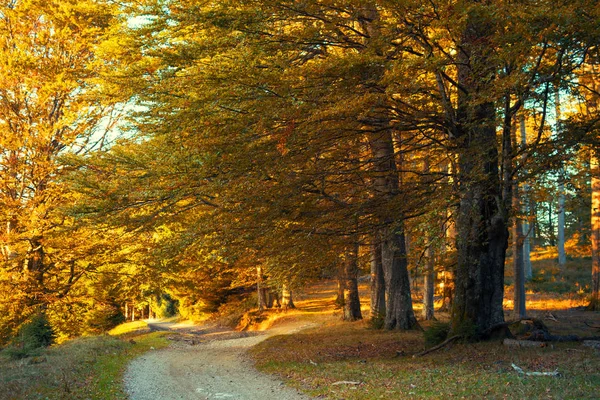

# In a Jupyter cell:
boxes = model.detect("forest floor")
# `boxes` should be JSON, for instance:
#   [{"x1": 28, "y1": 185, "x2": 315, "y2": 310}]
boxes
[
  {"x1": 124, "y1": 273, "x2": 600, "y2": 400},
  {"x1": 248, "y1": 279, "x2": 600, "y2": 399}
]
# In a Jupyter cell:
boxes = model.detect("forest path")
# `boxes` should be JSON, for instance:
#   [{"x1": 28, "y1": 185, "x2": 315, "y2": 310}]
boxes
[{"x1": 124, "y1": 319, "x2": 315, "y2": 400}]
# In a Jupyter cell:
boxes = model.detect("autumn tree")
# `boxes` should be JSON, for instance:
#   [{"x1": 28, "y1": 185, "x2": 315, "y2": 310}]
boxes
[{"x1": 0, "y1": 0, "x2": 121, "y2": 343}]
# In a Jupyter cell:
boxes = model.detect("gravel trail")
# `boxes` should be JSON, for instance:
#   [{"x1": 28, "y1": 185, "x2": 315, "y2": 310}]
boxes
[{"x1": 124, "y1": 321, "x2": 313, "y2": 400}]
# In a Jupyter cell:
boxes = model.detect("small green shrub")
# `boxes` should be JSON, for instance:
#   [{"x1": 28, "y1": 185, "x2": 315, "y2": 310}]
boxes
[
  {"x1": 454, "y1": 320, "x2": 479, "y2": 342},
  {"x1": 5, "y1": 313, "x2": 55, "y2": 359},
  {"x1": 424, "y1": 322, "x2": 450, "y2": 347},
  {"x1": 369, "y1": 313, "x2": 385, "y2": 329}
]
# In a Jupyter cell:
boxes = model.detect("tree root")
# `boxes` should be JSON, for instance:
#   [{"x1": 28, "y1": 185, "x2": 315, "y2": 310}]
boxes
[{"x1": 413, "y1": 335, "x2": 461, "y2": 357}]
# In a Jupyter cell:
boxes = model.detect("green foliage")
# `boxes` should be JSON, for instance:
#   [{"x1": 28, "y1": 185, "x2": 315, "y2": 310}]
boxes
[
  {"x1": 84, "y1": 304, "x2": 126, "y2": 335},
  {"x1": 368, "y1": 313, "x2": 386, "y2": 330},
  {"x1": 453, "y1": 321, "x2": 480, "y2": 342},
  {"x1": 5, "y1": 313, "x2": 55, "y2": 359},
  {"x1": 152, "y1": 293, "x2": 179, "y2": 319},
  {"x1": 424, "y1": 322, "x2": 451, "y2": 347}
]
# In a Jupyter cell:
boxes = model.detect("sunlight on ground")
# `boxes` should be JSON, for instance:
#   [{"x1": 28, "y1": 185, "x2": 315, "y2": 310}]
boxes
[{"x1": 108, "y1": 320, "x2": 148, "y2": 336}]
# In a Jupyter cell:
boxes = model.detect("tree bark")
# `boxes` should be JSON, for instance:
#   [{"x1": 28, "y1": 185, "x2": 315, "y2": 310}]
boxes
[
  {"x1": 343, "y1": 240, "x2": 362, "y2": 321},
  {"x1": 451, "y1": 11, "x2": 508, "y2": 335},
  {"x1": 590, "y1": 152, "x2": 600, "y2": 310},
  {"x1": 368, "y1": 128, "x2": 417, "y2": 330},
  {"x1": 335, "y1": 262, "x2": 345, "y2": 308},
  {"x1": 555, "y1": 87, "x2": 567, "y2": 266},
  {"x1": 281, "y1": 283, "x2": 295, "y2": 309},
  {"x1": 370, "y1": 237, "x2": 386, "y2": 324},
  {"x1": 519, "y1": 115, "x2": 533, "y2": 280},
  {"x1": 256, "y1": 265, "x2": 268, "y2": 311},
  {"x1": 422, "y1": 244, "x2": 435, "y2": 320},
  {"x1": 513, "y1": 180, "x2": 527, "y2": 319}
]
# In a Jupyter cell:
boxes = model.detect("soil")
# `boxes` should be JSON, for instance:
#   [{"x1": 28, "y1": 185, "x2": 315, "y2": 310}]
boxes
[{"x1": 124, "y1": 319, "x2": 315, "y2": 400}]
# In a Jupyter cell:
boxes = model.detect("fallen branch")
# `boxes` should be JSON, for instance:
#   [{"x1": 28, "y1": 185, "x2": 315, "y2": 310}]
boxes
[
  {"x1": 503, "y1": 339, "x2": 547, "y2": 348},
  {"x1": 511, "y1": 363, "x2": 559, "y2": 377},
  {"x1": 413, "y1": 335, "x2": 461, "y2": 358},
  {"x1": 584, "y1": 321, "x2": 600, "y2": 330},
  {"x1": 332, "y1": 381, "x2": 361, "y2": 386}
]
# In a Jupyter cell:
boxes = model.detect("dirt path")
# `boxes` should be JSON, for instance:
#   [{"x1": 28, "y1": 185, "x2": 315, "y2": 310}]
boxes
[{"x1": 124, "y1": 320, "x2": 314, "y2": 400}]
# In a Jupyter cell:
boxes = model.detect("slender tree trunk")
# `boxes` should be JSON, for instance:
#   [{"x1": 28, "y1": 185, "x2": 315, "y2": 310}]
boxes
[
  {"x1": 281, "y1": 283, "x2": 295, "y2": 310},
  {"x1": 422, "y1": 160, "x2": 435, "y2": 321},
  {"x1": 422, "y1": 244, "x2": 435, "y2": 320},
  {"x1": 513, "y1": 180, "x2": 527, "y2": 319},
  {"x1": 548, "y1": 202, "x2": 555, "y2": 246},
  {"x1": 555, "y1": 87, "x2": 567, "y2": 267},
  {"x1": 590, "y1": 153, "x2": 600, "y2": 310},
  {"x1": 343, "y1": 240, "x2": 362, "y2": 321},
  {"x1": 125, "y1": 303, "x2": 129, "y2": 320},
  {"x1": 370, "y1": 237, "x2": 386, "y2": 324},
  {"x1": 335, "y1": 262, "x2": 345, "y2": 308},
  {"x1": 519, "y1": 115, "x2": 533, "y2": 280},
  {"x1": 131, "y1": 305, "x2": 135, "y2": 322}
]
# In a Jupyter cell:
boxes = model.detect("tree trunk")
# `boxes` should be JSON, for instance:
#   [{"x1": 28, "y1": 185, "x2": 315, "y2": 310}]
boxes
[
  {"x1": 590, "y1": 152, "x2": 600, "y2": 310},
  {"x1": 519, "y1": 115, "x2": 533, "y2": 280},
  {"x1": 451, "y1": 13, "x2": 508, "y2": 336},
  {"x1": 359, "y1": 3, "x2": 416, "y2": 330},
  {"x1": 422, "y1": 244, "x2": 435, "y2": 320},
  {"x1": 335, "y1": 262, "x2": 345, "y2": 308},
  {"x1": 343, "y1": 240, "x2": 362, "y2": 321},
  {"x1": 422, "y1": 159, "x2": 435, "y2": 321},
  {"x1": 555, "y1": 87, "x2": 567, "y2": 266},
  {"x1": 368, "y1": 128, "x2": 417, "y2": 330},
  {"x1": 513, "y1": 180, "x2": 527, "y2": 319},
  {"x1": 281, "y1": 283, "x2": 295, "y2": 310},
  {"x1": 370, "y1": 237, "x2": 386, "y2": 325},
  {"x1": 257, "y1": 265, "x2": 268, "y2": 311},
  {"x1": 125, "y1": 303, "x2": 129, "y2": 320},
  {"x1": 381, "y1": 227, "x2": 417, "y2": 330},
  {"x1": 131, "y1": 305, "x2": 135, "y2": 322}
]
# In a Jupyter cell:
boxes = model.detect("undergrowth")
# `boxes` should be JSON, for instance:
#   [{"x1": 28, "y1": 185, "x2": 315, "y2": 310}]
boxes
[{"x1": 0, "y1": 321, "x2": 169, "y2": 400}]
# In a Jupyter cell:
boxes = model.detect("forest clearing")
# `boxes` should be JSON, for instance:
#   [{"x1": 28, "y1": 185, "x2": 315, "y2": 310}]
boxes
[{"x1": 1, "y1": 0, "x2": 600, "y2": 399}]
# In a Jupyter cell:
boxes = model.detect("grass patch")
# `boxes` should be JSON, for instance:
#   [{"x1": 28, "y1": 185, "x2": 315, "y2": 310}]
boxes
[
  {"x1": 0, "y1": 323, "x2": 169, "y2": 400},
  {"x1": 250, "y1": 318, "x2": 600, "y2": 399}
]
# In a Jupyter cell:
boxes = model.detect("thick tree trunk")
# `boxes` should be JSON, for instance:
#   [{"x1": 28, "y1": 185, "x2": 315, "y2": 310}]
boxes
[
  {"x1": 451, "y1": 13, "x2": 508, "y2": 336},
  {"x1": 381, "y1": 227, "x2": 417, "y2": 329},
  {"x1": 422, "y1": 244, "x2": 435, "y2": 320},
  {"x1": 368, "y1": 129, "x2": 417, "y2": 330},
  {"x1": 590, "y1": 153, "x2": 600, "y2": 310},
  {"x1": 281, "y1": 283, "x2": 295, "y2": 309},
  {"x1": 370, "y1": 238, "x2": 386, "y2": 324},
  {"x1": 343, "y1": 240, "x2": 362, "y2": 321}
]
